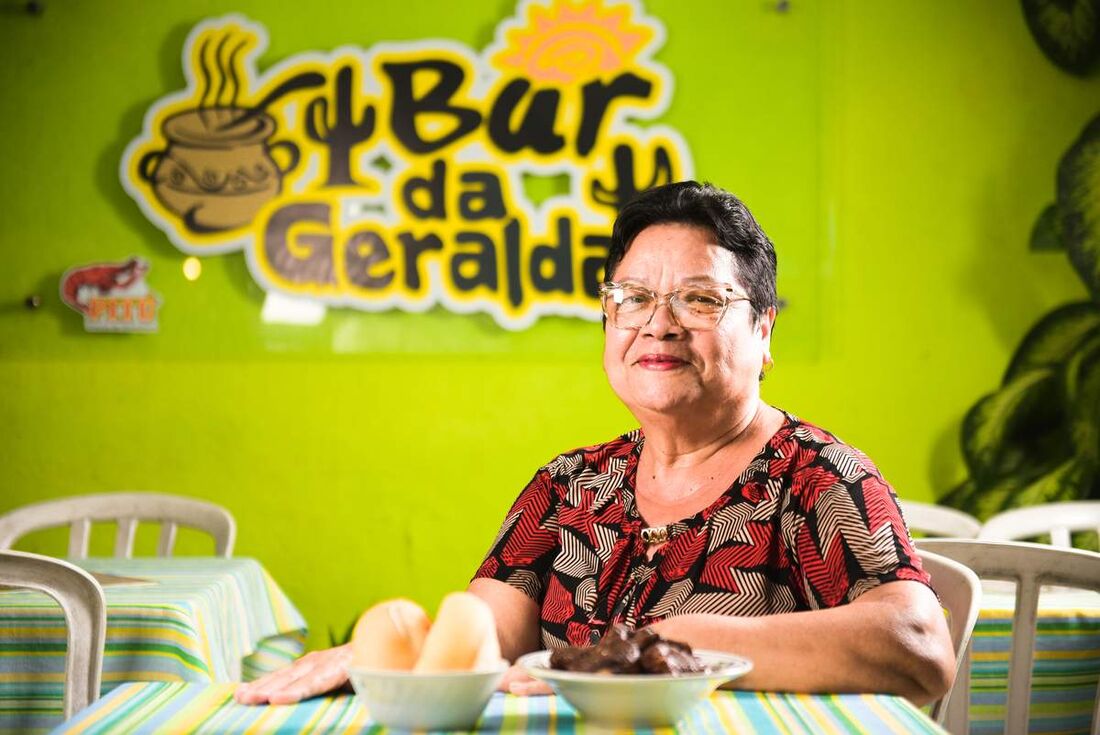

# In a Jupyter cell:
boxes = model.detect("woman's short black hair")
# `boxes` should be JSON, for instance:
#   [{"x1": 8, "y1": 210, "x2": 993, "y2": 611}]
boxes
[{"x1": 604, "y1": 181, "x2": 778, "y2": 319}]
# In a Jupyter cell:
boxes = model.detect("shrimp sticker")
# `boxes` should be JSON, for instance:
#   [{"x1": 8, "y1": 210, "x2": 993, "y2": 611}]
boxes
[{"x1": 60, "y1": 257, "x2": 161, "y2": 333}]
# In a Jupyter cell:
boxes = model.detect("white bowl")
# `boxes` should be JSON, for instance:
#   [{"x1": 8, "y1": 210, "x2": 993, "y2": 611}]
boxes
[
  {"x1": 517, "y1": 649, "x2": 752, "y2": 729},
  {"x1": 347, "y1": 662, "x2": 508, "y2": 731}
]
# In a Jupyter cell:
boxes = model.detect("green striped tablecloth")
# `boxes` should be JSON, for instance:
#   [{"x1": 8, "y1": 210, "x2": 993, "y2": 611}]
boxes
[
  {"x1": 0, "y1": 557, "x2": 306, "y2": 733},
  {"x1": 969, "y1": 586, "x2": 1100, "y2": 735},
  {"x1": 52, "y1": 682, "x2": 946, "y2": 734}
]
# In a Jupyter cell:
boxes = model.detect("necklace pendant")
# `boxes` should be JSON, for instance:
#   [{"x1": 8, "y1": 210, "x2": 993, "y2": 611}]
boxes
[{"x1": 640, "y1": 525, "x2": 669, "y2": 546}]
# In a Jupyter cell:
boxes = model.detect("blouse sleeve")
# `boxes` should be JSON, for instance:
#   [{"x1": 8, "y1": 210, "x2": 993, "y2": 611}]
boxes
[
  {"x1": 471, "y1": 467, "x2": 561, "y2": 603},
  {"x1": 785, "y1": 446, "x2": 930, "y2": 609}
]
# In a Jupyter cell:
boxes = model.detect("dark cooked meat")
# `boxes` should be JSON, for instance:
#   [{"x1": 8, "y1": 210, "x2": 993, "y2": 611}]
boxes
[
  {"x1": 549, "y1": 624, "x2": 704, "y2": 675},
  {"x1": 640, "y1": 638, "x2": 700, "y2": 674}
]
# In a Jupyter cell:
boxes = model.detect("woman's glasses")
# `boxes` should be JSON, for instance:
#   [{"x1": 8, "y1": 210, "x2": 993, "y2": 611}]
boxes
[{"x1": 598, "y1": 281, "x2": 749, "y2": 330}]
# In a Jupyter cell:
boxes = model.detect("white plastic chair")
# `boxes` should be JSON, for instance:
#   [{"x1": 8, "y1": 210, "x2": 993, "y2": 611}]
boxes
[
  {"x1": 916, "y1": 538, "x2": 1100, "y2": 735},
  {"x1": 0, "y1": 550, "x2": 106, "y2": 718},
  {"x1": 900, "y1": 500, "x2": 981, "y2": 538},
  {"x1": 0, "y1": 492, "x2": 236, "y2": 558},
  {"x1": 979, "y1": 501, "x2": 1100, "y2": 548},
  {"x1": 916, "y1": 548, "x2": 982, "y2": 731}
]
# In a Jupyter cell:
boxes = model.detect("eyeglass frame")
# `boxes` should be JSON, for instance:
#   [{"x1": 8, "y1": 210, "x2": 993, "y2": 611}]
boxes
[{"x1": 597, "y1": 280, "x2": 752, "y2": 330}]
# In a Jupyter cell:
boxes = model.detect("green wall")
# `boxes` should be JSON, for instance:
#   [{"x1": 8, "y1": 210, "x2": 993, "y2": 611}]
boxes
[{"x1": 2, "y1": 1, "x2": 1097, "y2": 649}]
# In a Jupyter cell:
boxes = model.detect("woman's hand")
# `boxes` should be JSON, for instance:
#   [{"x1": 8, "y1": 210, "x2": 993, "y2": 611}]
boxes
[
  {"x1": 234, "y1": 644, "x2": 352, "y2": 705},
  {"x1": 497, "y1": 663, "x2": 552, "y2": 696}
]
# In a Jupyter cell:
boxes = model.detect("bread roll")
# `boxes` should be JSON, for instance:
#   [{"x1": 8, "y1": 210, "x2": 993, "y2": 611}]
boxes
[
  {"x1": 413, "y1": 592, "x2": 501, "y2": 672},
  {"x1": 350, "y1": 598, "x2": 431, "y2": 670}
]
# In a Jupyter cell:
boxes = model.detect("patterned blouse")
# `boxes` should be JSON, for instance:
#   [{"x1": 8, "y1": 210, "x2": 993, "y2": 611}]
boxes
[{"x1": 473, "y1": 412, "x2": 930, "y2": 649}]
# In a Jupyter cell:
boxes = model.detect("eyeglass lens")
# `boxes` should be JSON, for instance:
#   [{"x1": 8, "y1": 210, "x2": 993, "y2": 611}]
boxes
[{"x1": 604, "y1": 285, "x2": 731, "y2": 328}]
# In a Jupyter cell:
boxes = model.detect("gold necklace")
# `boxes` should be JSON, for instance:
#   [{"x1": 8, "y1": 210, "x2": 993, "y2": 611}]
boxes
[{"x1": 640, "y1": 525, "x2": 669, "y2": 546}]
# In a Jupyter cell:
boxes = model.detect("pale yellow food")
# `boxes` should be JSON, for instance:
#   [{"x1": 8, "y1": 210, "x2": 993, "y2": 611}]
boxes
[
  {"x1": 350, "y1": 598, "x2": 431, "y2": 670},
  {"x1": 413, "y1": 592, "x2": 502, "y2": 672}
]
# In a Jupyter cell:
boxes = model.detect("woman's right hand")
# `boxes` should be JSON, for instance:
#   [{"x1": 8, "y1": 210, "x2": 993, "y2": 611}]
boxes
[{"x1": 234, "y1": 644, "x2": 352, "y2": 705}]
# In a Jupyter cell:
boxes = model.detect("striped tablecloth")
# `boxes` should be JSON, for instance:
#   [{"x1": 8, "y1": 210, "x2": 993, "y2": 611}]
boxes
[
  {"x1": 969, "y1": 586, "x2": 1100, "y2": 735},
  {"x1": 53, "y1": 682, "x2": 946, "y2": 734},
  {"x1": 0, "y1": 557, "x2": 306, "y2": 733}
]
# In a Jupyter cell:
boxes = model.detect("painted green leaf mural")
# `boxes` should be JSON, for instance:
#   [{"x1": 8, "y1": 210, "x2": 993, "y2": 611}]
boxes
[
  {"x1": 1029, "y1": 204, "x2": 1065, "y2": 252},
  {"x1": 961, "y1": 369, "x2": 1062, "y2": 483},
  {"x1": 1061, "y1": 113, "x2": 1100, "y2": 299},
  {"x1": 1013, "y1": 457, "x2": 1093, "y2": 507},
  {"x1": 944, "y1": 474, "x2": 1026, "y2": 520},
  {"x1": 1003, "y1": 301, "x2": 1100, "y2": 381},
  {"x1": 1021, "y1": 0, "x2": 1100, "y2": 75},
  {"x1": 948, "y1": 73, "x2": 1100, "y2": 545},
  {"x1": 1065, "y1": 333, "x2": 1100, "y2": 463}
]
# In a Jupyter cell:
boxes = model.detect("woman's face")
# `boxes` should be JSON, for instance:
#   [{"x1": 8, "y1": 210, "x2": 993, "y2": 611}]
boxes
[{"x1": 602, "y1": 222, "x2": 775, "y2": 421}]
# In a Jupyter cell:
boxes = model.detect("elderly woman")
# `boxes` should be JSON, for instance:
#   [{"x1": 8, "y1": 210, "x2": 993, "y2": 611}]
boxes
[{"x1": 236, "y1": 181, "x2": 954, "y2": 706}]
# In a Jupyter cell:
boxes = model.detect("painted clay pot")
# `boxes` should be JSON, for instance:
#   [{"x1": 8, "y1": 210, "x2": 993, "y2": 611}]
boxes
[{"x1": 139, "y1": 107, "x2": 299, "y2": 232}]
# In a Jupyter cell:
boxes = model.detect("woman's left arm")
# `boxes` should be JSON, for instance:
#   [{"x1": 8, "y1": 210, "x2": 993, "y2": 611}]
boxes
[{"x1": 650, "y1": 579, "x2": 954, "y2": 705}]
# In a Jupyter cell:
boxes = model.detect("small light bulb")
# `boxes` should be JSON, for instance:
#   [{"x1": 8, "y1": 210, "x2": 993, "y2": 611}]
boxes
[{"x1": 182, "y1": 257, "x2": 202, "y2": 281}]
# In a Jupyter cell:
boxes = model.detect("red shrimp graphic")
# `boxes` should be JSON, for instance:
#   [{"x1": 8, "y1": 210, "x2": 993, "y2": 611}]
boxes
[{"x1": 61, "y1": 258, "x2": 149, "y2": 315}]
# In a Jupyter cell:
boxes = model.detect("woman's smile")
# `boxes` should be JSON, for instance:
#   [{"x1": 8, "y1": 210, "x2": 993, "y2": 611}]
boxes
[{"x1": 636, "y1": 353, "x2": 690, "y2": 370}]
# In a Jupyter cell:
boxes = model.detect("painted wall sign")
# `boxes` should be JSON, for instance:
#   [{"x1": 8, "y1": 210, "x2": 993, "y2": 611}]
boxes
[
  {"x1": 121, "y1": 0, "x2": 693, "y2": 329},
  {"x1": 60, "y1": 257, "x2": 161, "y2": 333}
]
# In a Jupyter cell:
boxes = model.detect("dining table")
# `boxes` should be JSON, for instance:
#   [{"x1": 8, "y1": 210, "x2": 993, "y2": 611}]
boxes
[
  {"x1": 0, "y1": 556, "x2": 307, "y2": 733},
  {"x1": 52, "y1": 682, "x2": 947, "y2": 734},
  {"x1": 966, "y1": 583, "x2": 1100, "y2": 735}
]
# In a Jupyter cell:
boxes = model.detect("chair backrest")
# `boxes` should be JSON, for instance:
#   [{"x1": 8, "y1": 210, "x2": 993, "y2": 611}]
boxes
[
  {"x1": 917, "y1": 548, "x2": 982, "y2": 729},
  {"x1": 0, "y1": 492, "x2": 236, "y2": 558},
  {"x1": 0, "y1": 550, "x2": 106, "y2": 718},
  {"x1": 979, "y1": 501, "x2": 1100, "y2": 547},
  {"x1": 901, "y1": 500, "x2": 982, "y2": 538},
  {"x1": 916, "y1": 538, "x2": 1100, "y2": 735}
]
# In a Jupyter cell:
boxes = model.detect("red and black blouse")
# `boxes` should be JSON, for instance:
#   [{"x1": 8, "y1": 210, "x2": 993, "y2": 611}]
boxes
[{"x1": 473, "y1": 412, "x2": 930, "y2": 649}]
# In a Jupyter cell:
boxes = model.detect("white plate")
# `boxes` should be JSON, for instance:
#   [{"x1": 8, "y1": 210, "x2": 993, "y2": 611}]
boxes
[
  {"x1": 517, "y1": 649, "x2": 752, "y2": 728},
  {"x1": 347, "y1": 661, "x2": 508, "y2": 731}
]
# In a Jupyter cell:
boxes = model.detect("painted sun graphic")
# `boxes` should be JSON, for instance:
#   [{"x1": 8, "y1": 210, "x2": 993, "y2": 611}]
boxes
[{"x1": 493, "y1": 0, "x2": 654, "y2": 84}]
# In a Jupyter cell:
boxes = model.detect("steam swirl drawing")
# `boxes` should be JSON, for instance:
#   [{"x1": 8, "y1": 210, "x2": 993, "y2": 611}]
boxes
[{"x1": 136, "y1": 27, "x2": 309, "y2": 232}]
